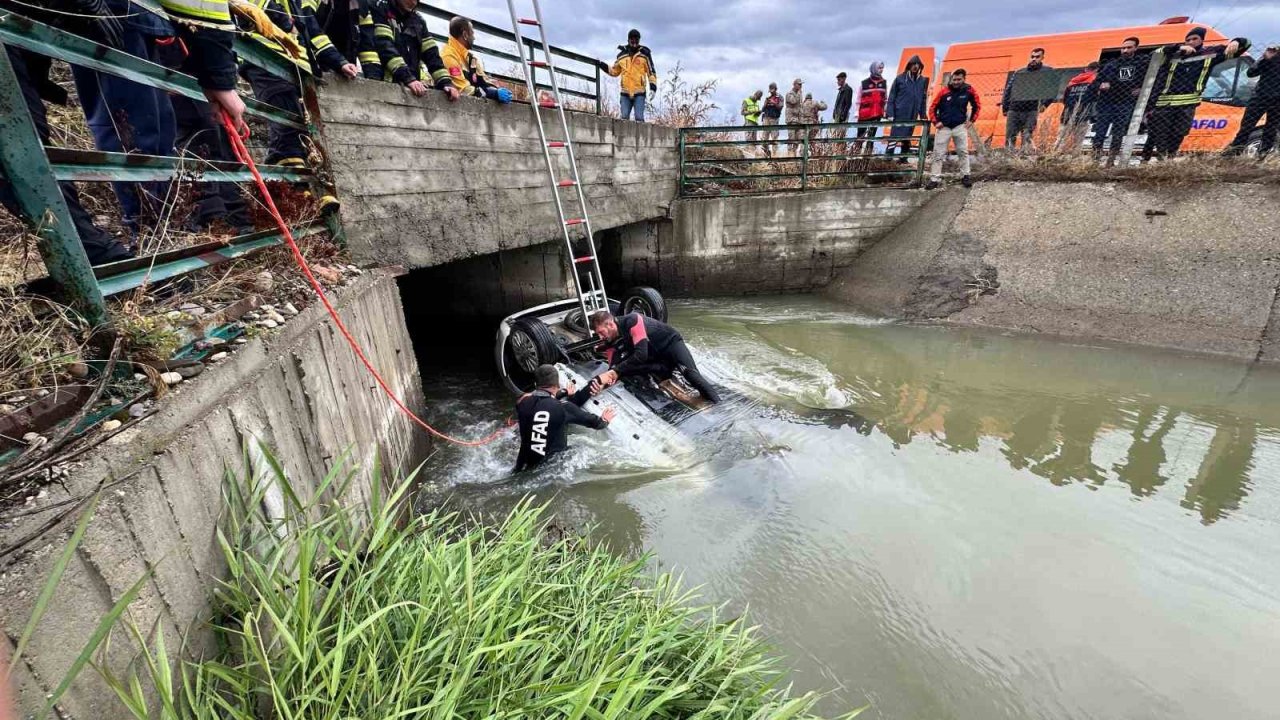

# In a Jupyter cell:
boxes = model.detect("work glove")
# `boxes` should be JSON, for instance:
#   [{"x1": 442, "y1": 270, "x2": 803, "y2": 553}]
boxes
[
  {"x1": 230, "y1": 0, "x2": 305, "y2": 60},
  {"x1": 485, "y1": 86, "x2": 514, "y2": 103},
  {"x1": 649, "y1": 82, "x2": 657, "y2": 94},
  {"x1": 597, "y1": 60, "x2": 612, "y2": 73}
]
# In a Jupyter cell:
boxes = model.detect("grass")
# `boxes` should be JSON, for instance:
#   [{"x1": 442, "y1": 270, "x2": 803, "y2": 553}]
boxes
[{"x1": 26, "y1": 451, "x2": 856, "y2": 720}]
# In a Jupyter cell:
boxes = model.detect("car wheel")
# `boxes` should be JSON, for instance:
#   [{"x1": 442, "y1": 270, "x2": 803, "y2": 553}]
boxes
[
  {"x1": 620, "y1": 286, "x2": 668, "y2": 323},
  {"x1": 503, "y1": 317, "x2": 560, "y2": 392}
]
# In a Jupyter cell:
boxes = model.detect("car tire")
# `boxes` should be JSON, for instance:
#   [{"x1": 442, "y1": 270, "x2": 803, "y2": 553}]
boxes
[
  {"x1": 620, "y1": 286, "x2": 668, "y2": 323},
  {"x1": 504, "y1": 317, "x2": 560, "y2": 390}
]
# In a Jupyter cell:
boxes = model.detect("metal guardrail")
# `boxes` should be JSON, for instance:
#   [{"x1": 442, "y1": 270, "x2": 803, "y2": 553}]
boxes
[
  {"x1": 679, "y1": 120, "x2": 932, "y2": 197},
  {"x1": 421, "y1": 5, "x2": 603, "y2": 113},
  {"x1": 0, "y1": 9, "x2": 324, "y2": 327}
]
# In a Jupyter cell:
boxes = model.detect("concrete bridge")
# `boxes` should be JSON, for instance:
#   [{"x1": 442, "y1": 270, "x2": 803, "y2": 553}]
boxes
[{"x1": 317, "y1": 81, "x2": 929, "y2": 316}]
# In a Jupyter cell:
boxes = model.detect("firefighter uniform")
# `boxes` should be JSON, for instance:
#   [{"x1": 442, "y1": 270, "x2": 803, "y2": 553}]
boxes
[
  {"x1": 239, "y1": 0, "x2": 370, "y2": 165},
  {"x1": 441, "y1": 35, "x2": 496, "y2": 98},
  {"x1": 369, "y1": 0, "x2": 452, "y2": 90},
  {"x1": 1145, "y1": 37, "x2": 1248, "y2": 159}
]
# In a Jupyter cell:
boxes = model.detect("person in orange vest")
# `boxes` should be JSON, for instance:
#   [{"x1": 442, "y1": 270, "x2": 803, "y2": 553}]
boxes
[{"x1": 855, "y1": 61, "x2": 888, "y2": 154}]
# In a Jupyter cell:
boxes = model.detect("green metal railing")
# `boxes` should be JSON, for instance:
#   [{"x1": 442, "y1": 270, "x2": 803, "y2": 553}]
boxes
[
  {"x1": 0, "y1": 7, "x2": 325, "y2": 326},
  {"x1": 679, "y1": 120, "x2": 932, "y2": 198}
]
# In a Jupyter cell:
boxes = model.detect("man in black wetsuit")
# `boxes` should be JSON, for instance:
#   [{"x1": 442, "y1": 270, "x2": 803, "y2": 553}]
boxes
[
  {"x1": 589, "y1": 311, "x2": 721, "y2": 403},
  {"x1": 514, "y1": 365, "x2": 615, "y2": 472}
]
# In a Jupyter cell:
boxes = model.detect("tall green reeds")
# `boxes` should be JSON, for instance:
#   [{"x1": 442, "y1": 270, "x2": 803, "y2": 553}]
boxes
[{"x1": 57, "y1": 452, "x2": 852, "y2": 719}]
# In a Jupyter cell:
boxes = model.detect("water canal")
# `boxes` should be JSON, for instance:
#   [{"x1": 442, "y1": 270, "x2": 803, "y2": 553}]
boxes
[{"x1": 417, "y1": 296, "x2": 1280, "y2": 720}]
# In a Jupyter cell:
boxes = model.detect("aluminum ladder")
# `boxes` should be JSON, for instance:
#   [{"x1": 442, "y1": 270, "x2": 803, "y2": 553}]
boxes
[{"x1": 503, "y1": 0, "x2": 608, "y2": 322}]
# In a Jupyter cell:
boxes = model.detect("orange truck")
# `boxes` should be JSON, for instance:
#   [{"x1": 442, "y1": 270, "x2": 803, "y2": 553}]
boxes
[{"x1": 897, "y1": 16, "x2": 1261, "y2": 152}]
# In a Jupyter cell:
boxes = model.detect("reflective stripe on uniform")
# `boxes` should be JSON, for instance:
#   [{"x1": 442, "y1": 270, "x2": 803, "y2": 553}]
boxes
[
  {"x1": 160, "y1": 0, "x2": 233, "y2": 27},
  {"x1": 358, "y1": 51, "x2": 379, "y2": 63}
]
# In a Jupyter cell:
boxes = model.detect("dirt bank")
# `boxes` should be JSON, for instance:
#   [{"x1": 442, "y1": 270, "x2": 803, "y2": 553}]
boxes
[{"x1": 826, "y1": 181, "x2": 1280, "y2": 363}]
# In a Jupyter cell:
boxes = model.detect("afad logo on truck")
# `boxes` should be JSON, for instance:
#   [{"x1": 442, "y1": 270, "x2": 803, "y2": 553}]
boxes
[{"x1": 1192, "y1": 117, "x2": 1230, "y2": 130}]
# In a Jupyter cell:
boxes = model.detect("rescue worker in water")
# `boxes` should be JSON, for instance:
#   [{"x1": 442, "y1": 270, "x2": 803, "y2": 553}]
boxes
[
  {"x1": 589, "y1": 311, "x2": 722, "y2": 403},
  {"x1": 514, "y1": 364, "x2": 615, "y2": 472}
]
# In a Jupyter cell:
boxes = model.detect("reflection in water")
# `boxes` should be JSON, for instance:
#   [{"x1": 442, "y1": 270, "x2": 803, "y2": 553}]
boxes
[
  {"x1": 739, "y1": 310, "x2": 1277, "y2": 525},
  {"x1": 420, "y1": 297, "x2": 1280, "y2": 720}
]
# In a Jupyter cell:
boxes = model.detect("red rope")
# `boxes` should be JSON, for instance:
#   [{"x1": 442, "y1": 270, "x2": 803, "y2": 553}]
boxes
[{"x1": 219, "y1": 113, "x2": 513, "y2": 447}]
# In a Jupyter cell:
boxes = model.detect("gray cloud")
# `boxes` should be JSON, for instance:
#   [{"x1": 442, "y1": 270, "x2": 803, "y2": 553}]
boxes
[{"x1": 445, "y1": 1, "x2": 1280, "y2": 121}]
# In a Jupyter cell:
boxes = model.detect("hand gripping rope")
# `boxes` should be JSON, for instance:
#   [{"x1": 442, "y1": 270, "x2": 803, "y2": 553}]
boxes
[{"x1": 219, "y1": 112, "x2": 512, "y2": 447}]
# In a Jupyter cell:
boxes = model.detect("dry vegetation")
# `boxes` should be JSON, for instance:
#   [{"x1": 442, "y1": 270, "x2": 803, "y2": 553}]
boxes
[{"x1": 1, "y1": 61, "x2": 356, "y2": 494}]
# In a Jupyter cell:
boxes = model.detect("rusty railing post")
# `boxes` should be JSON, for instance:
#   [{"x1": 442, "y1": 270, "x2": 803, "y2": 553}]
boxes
[{"x1": 0, "y1": 43, "x2": 107, "y2": 325}]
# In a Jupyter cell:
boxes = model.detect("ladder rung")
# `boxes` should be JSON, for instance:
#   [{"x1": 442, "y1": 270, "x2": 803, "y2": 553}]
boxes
[
  {"x1": 529, "y1": 60, "x2": 550, "y2": 68},
  {"x1": 518, "y1": 17, "x2": 539, "y2": 25},
  {"x1": 547, "y1": 141, "x2": 566, "y2": 148},
  {"x1": 557, "y1": 179, "x2": 577, "y2": 187},
  {"x1": 574, "y1": 256, "x2": 595, "y2": 264},
  {"x1": 564, "y1": 218, "x2": 586, "y2": 226}
]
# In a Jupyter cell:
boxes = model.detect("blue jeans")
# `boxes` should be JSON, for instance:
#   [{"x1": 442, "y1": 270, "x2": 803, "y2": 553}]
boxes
[
  {"x1": 70, "y1": 12, "x2": 176, "y2": 231},
  {"x1": 1090, "y1": 106, "x2": 1134, "y2": 155},
  {"x1": 621, "y1": 93, "x2": 647, "y2": 122}
]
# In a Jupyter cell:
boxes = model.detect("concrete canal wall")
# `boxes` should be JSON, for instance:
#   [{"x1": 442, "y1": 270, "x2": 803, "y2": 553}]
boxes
[
  {"x1": 318, "y1": 82, "x2": 679, "y2": 271},
  {"x1": 0, "y1": 271, "x2": 428, "y2": 719},
  {"x1": 827, "y1": 181, "x2": 1280, "y2": 363},
  {"x1": 602, "y1": 188, "x2": 931, "y2": 297}
]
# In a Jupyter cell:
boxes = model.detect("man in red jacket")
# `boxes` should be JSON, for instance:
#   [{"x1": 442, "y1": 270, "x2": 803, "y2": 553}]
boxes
[
  {"x1": 855, "y1": 61, "x2": 888, "y2": 155},
  {"x1": 1058, "y1": 62, "x2": 1099, "y2": 146},
  {"x1": 926, "y1": 68, "x2": 981, "y2": 189}
]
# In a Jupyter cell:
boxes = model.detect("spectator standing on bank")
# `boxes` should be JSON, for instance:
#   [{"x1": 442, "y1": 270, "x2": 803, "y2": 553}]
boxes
[
  {"x1": 602, "y1": 29, "x2": 657, "y2": 122},
  {"x1": 834, "y1": 72, "x2": 853, "y2": 123},
  {"x1": 926, "y1": 68, "x2": 980, "y2": 190},
  {"x1": 1225, "y1": 43, "x2": 1280, "y2": 158},
  {"x1": 1091, "y1": 37, "x2": 1148, "y2": 165},
  {"x1": 798, "y1": 92, "x2": 827, "y2": 142},
  {"x1": 1001, "y1": 47, "x2": 1052, "y2": 151},
  {"x1": 761, "y1": 82, "x2": 784, "y2": 155},
  {"x1": 1058, "y1": 61, "x2": 1099, "y2": 146},
  {"x1": 784, "y1": 78, "x2": 805, "y2": 153},
  {"x1": 887, "y1": 55, "x2": 928, "y2": 156},
  {"x1": 1144, "y1": 28, "x2": 1248, "y2": 161},
  {"x1": 742, "y1": 90, "x2": 763, "y2": 126},
  {"x1": 856, "y1": 61, "x2": 888, "y2": 154}
]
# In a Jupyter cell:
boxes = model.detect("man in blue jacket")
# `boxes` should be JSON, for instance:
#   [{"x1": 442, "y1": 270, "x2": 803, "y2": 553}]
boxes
[
  {"x1": 886, "y1": 55, "x2": 928, "y2": 157},
  {"x1": 926, "y1": 69, "x2": 980, "y2": 190}
]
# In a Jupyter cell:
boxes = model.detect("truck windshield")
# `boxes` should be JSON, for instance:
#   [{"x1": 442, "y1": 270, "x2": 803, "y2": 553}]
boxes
[{"x1": 1203, "y1": 57, "x2": 1257, "y2": 106}]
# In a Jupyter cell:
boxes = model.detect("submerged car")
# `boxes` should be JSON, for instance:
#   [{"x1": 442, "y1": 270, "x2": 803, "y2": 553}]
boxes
[{"x1": 494, "y1": 286, "x2": 736, "y2": 439}]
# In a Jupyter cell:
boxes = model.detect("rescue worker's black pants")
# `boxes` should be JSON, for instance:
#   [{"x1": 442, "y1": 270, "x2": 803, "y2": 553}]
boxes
[
  {"x1": 1143, "y1": 106, "x2": 1196, "y2": 160},
  {"x1": 241, "y1": 64, "x2": 307, "y2": 164},
  {"x1": 0, "y1": 48, "x2": 133, "y2": 265},
  {"x1": 629, "y1": 340, "x2": 721, "y2": 403},
  {"x1": 170, "y1": 95, "x2": 253, "y2": 232},
  {"x1": 1227, "y1": 96, "x2": 1280, "y2": 157}
]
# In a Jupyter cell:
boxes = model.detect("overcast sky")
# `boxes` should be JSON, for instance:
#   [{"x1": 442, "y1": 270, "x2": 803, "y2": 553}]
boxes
[{"x1": 449, "y1": 1, "x2": 1278, "y2": 122}]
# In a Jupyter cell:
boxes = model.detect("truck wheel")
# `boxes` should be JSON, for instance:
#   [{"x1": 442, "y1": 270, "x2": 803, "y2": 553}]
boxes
[
  {"x1": 620, "y1": 286, "x2": 668, "y2": 323},
  {"x1": 506, "y1": 317, "x2": 559, "y2": 381}
]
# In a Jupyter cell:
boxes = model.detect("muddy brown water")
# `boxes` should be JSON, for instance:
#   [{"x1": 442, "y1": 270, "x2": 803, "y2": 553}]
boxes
[{"x1": 418, "y1": 297, "x2": 1280, "y2": 720}]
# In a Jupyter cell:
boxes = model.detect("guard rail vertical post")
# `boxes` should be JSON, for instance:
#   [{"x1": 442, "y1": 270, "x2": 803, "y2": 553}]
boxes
[
  {"x1": 916, "y1": 123, "x2": 931, "y2": 186},
  {"x1": 1121, "y1": 48, "x2": 1165, "y2": 163},
  {"x1": 0, "y1": 44, "x2": 107, "y2": 326},
  {"x1": 801, "y1": 128, "x2": 810, "y2": 191},
  {"x1": 594, "y1": 63, "x2": 602, "y2": 115},
  {"x1": 678, "y1": 129, "x2": 686, "y2": 197}
]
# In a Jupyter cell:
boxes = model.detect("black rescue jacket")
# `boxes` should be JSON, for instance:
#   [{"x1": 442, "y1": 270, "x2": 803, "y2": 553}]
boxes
[
  {"x1": 604, "y1": 313, "x2": 683, "y2": 377},
  {"x1": 514, "y1": 387, "x2": 607, "y2": 472}
]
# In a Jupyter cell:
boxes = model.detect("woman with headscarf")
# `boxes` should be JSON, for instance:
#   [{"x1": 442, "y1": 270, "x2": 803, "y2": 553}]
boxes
[{"x1": 855, "y1": 60, "x2": 888, "y2": 154}]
